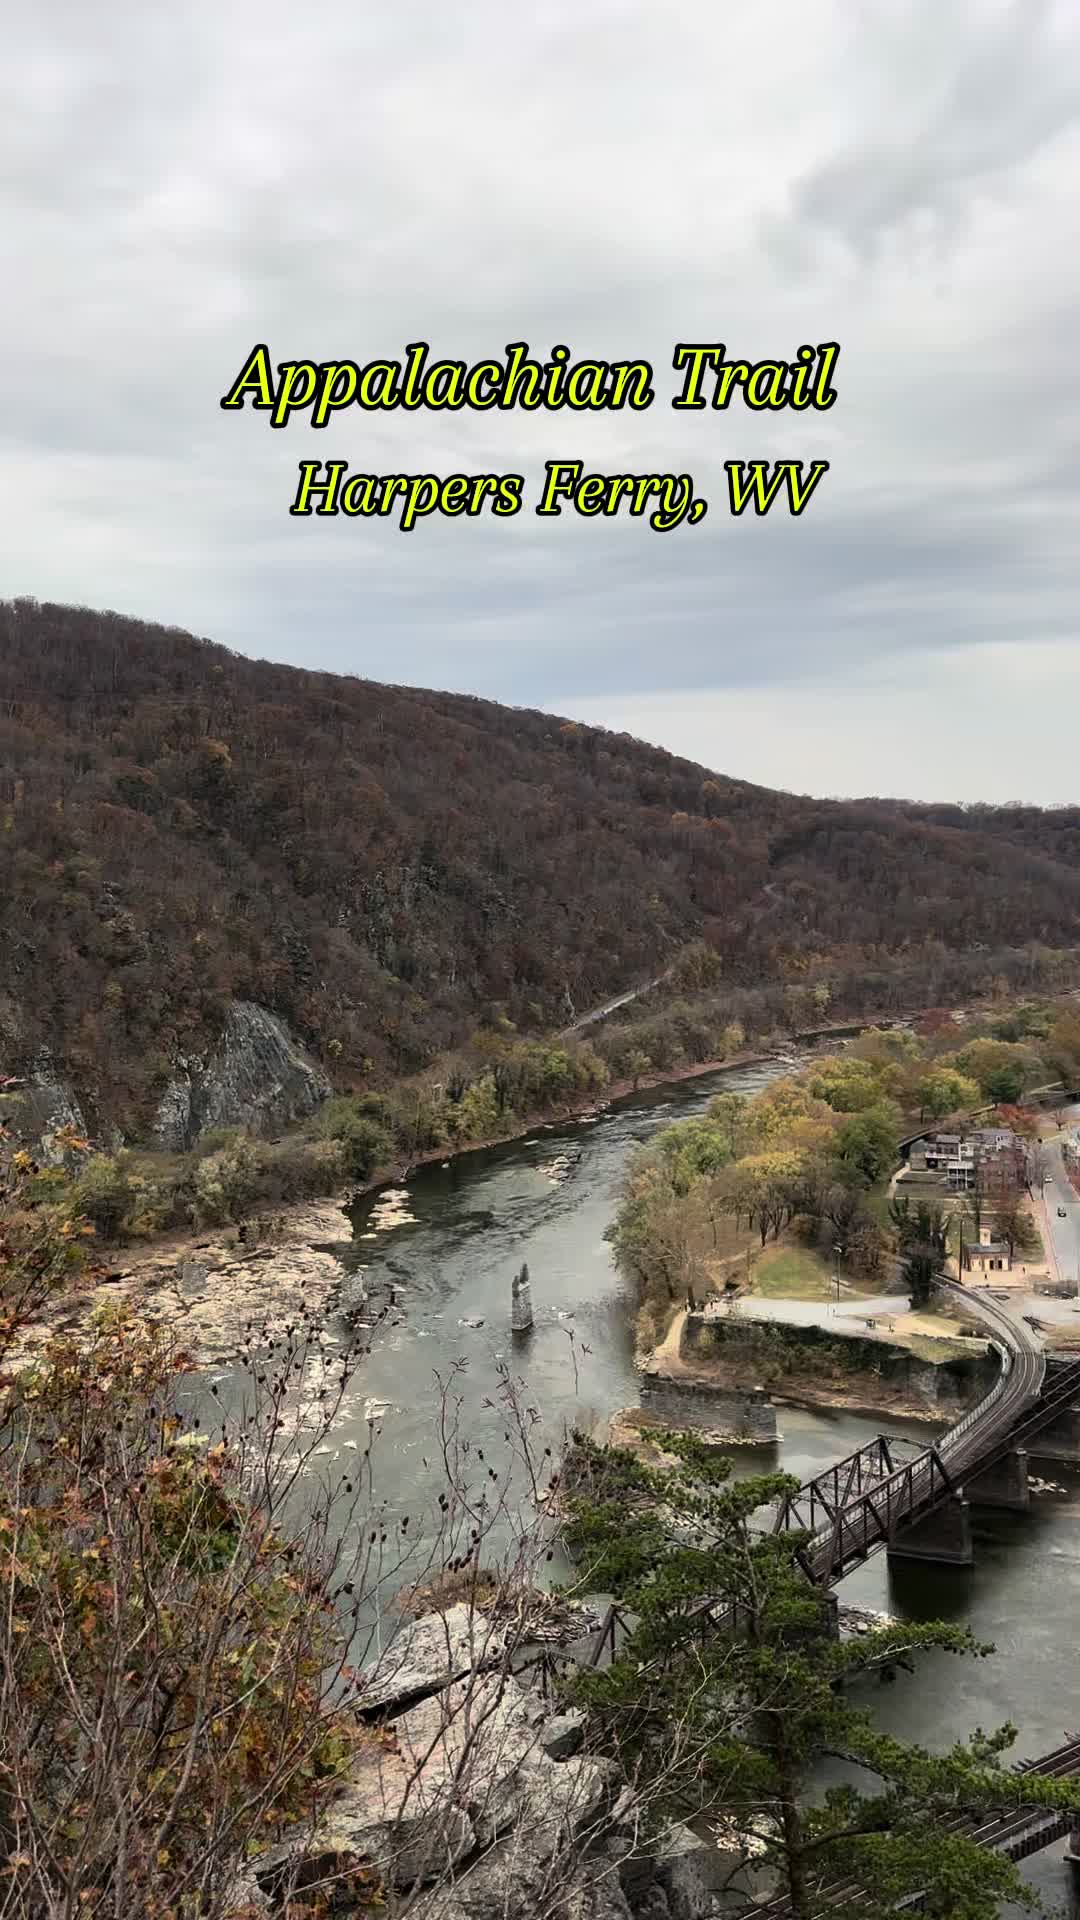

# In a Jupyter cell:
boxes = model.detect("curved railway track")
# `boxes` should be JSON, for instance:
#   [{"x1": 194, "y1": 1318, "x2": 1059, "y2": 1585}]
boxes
[
  {"x1": 585, "y1": 1283, "x2": 1080, "y2": 1912},
  {"x1": 793, "y1": 1280, "x2": 1059, "y2": 1584}
]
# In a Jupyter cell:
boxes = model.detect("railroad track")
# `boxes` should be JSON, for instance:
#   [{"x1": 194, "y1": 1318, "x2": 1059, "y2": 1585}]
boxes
[
  {"x1": 586, "y1": 1283, "x2": 1080, "y2": 1910},
  {"x1": 793, "y1": 1281, "x2": 1071, "y2": 1585},
  {"x1": 739, "y1": 1287, "x2": 1080, "y2": 1917},
  {"x1": 741, "y1": 1735, "x2": 1080, "y2": 1918},
  {"x1": 589, "y1": 1282, "x2": 1080, "y2": 1660}
]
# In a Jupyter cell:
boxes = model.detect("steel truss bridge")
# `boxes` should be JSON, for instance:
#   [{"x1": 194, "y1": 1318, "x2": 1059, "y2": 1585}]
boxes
[
  {"x1": 584, "y1": 1279, "x2": 1080, "y2": 1911},
  {"x1": 771, "y1": 1281, "x2": 1080, "y2": 1584},
  {"x1": 737, "y1": 1287, "x2": 1080, "y2": 1909},
  {"x1": 742, "y1": 1733, "x2": 1080, "y2": 1918}
]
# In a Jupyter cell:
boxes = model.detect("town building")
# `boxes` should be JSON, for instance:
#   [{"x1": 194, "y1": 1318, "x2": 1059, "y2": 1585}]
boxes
[
  {"x1": 962, "y1": 1222, "x2": 1013, "y2": 1276},
  {"x1": 909, "y1": 1127, "x2": 1029, "y2": 1195}
]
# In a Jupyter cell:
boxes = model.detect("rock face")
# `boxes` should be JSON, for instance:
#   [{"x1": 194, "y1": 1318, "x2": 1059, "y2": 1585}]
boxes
[
  {"x1": 153, "y1": 1000, "x2": 331, "y2": 1149},
  {"x1": 655, "y1": 1822, "x2": 734, "y2": 1919},
  {"x1": 251, "y1": 1606, "x2": 686, "y2": 1917},
  {"x1": 680, "y1": 1312, "x2": 995, "y2": 1419},
  {"x1": 9, "y1": 1063, "x2": 89, "y2": 1166},
  {"x1": 357, "y1": 1605, "x2": 510, "y2": 1715},
  {"x1": 257, "y1": 1667, "x2": 618, "y2": 1916},
  {"x1": 243, "y1": 1597, "x2": 738, "y2": 1918}
]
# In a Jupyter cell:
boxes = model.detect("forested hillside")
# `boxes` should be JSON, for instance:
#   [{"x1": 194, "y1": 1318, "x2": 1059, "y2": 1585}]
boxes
[{"x1": 3, "y1": 596, "x2": 1080, "y2": 1139}]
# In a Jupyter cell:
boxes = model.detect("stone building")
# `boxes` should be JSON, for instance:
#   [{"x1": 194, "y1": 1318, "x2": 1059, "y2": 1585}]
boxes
[{"x1": 962, "y1": 1221, "x2": 1013, "y2": 1276}]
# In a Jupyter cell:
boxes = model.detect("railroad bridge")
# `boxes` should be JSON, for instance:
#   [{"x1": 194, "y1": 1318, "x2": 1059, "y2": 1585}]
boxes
[
  {"x1": 772, "y1": 1282, "x2": 1080, "y2": 1581},
  {"x1": 586, "y1": 1281, "x2": 1080, "y2": 1910},
  {"x1": 741, "y1": 1732, "x2": 1080, "y2": 1919},
  {"x1": 718, "y1": 1282, "x2": 1080, "y2": 1913}
]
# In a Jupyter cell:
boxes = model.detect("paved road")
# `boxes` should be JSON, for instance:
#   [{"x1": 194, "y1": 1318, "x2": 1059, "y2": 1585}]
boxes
[
  {"x1": 1039, "y1": 1109, "x2": 1080, "y2": 1293},
  {"x1": 708, "y1": 1292, "x2": 911, "y2": 1336}
]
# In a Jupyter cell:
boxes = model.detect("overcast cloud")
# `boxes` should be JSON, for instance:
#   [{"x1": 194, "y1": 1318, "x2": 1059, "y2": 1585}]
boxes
[{"x1": 3, "y1": 0, "x2": 1079, "y2": 803}]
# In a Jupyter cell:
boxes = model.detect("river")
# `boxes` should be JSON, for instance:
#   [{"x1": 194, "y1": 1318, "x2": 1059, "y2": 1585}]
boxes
[{"x1": 243, "y1": 1059, "x2": 1080, "y2": 1911}]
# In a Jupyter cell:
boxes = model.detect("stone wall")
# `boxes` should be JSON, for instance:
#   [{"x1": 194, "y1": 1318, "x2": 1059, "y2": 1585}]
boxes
[
  {"x1": 679, "y1": 1313, "x2": 997, "y2": 1418},
  {"x1": 639, "y1": 1371, "x2": 778, "y2": 1443}
]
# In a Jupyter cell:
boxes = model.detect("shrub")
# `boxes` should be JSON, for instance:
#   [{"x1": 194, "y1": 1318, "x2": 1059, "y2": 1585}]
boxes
[
  {"x1": 264, "y1": 1134, "x2": 346, "y2": 1202},
  {"x1": 72, "y1": 1151, "x2": 137, "y2": 1240},
  {"x1": 191, "y1": 1124, "x2": 246, "y2": 1158},
  {"x1": 0, "y1": 1312, "x2": 366, "y2": 1915},
  {"x1": 317, "y1": 1099, "x2": 395, "y2": 1181},
  {"x1": 192, "y1": 1134, "x2": 262, "y2": 1225}
]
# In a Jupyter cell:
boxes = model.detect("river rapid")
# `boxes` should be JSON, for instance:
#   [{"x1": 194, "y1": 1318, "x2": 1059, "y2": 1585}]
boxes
[{"x1": 215, "y1": 1057, "x2": 1080, "y2": 1912}]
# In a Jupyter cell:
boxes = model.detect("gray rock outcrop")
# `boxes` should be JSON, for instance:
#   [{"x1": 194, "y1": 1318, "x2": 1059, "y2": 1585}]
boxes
[
  {"x1": 256, "y1": 1668, "x2": 615, "y2": 1914},
  {"x1": 8, "y1": 1062, "x2": 88, "y2": 1167},
  {"x1": 655, "y1": 1823, "x2": 732, "y2": 1919},
  {"x1": 539, "y1": 1708, "x2": 586, "y2": 1759},
  {"x1": 153, "y1": 999, "x2": 330, "y2": 1149},
  {"x1": 357, "y1": 1604, "x2": 510, "y2": 1715}
]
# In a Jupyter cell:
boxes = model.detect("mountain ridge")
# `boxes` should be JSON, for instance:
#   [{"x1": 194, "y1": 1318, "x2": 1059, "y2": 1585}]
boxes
[{"x1": 2, "y1": 595, "x2": 1079, "y2": 1139}]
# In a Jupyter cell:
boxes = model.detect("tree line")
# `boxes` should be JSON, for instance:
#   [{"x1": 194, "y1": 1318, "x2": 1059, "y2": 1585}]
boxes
[{"x1": 609, "y1": 1003, "x2": 1074, "y2": 1345}]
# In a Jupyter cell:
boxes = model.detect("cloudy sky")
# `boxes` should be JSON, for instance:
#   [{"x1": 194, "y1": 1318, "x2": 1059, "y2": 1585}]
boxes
[{"x1": 5, "y1": 1, "x2": 1079, "y2": 803}]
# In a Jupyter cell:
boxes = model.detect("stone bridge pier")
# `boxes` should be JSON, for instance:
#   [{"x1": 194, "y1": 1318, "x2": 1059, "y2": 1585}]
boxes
[
  {"x1": 887, "y1": 1495, "x2": 974, "y2": 1568},
  {"x1": 966, "y1": 1447, "x2": 1031, "y2": 1511},
  {"x1": 886, "y1": 1449, "x2": 1031, "y2": 1568}
]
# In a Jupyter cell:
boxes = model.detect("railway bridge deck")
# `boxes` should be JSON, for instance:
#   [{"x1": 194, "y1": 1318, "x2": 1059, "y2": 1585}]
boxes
[{"x1": 773, "y1": 1281, "x2": 1080, "y2": 1582}]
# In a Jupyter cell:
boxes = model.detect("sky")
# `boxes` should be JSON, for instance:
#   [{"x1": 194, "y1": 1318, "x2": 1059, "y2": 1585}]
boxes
[{"x1": 4, "y1": 0, "x2": 1079, "y2": 805}]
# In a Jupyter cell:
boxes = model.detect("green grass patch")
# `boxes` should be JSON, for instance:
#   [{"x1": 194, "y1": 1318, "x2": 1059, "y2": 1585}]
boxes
[
  {"x1": 863, "y1": 1184, "x2": 896, "y2": 1228},
  {"x1": 752, "y1": 1246, "x2": 841, "y2": 1300},
  {"x1": 906, "y1": 1333, "x2": 980, "y2": 1363}
]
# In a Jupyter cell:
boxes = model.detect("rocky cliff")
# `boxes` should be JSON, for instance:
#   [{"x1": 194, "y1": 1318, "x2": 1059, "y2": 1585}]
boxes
[
  {"x1": 9, "y1": 1000, "x2": 331, "y2": 1160},
  {"x1": 152, "y1": 1000, "x2": 331, "y2": 1150},
  {"x1": 12, "y1": 1062, "x2": 91, "y2": 1166},
  {"x1": 239, "y1": 1602, "x2": 740, "y2": 1919}
]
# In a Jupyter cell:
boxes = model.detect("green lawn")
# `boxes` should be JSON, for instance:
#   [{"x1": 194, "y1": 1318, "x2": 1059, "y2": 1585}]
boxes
[
  {"x1": 752, "y1": 1246, "x2": 844, "y2": 1301},
  {"x1": 864, "y1": 1184, "x2": 896, "y2": 1228},
  {"x1": 906, "y1": 1333, "x2": 979, "y2": 1363}
]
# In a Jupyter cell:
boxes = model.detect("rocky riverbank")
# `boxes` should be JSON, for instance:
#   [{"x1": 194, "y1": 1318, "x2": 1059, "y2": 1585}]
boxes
[
  {"x1": 236, "y1": 1601, "x2": 746, "y2": 1920},
  {"x1": 16, "y1": 1195, "x2": 357, "y2": 1368}
]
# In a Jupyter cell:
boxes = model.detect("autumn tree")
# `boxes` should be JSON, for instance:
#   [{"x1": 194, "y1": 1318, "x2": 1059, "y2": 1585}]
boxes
[
  {"x1": 832, "y1": 1102, "x2": 901, "y2": 1188},
  {"x1": 706, "y1": 1089, "x2": 750, "y2": 1158},
  {"x1": 808, "y1": 1053, "x2": 894, "y2": 1113},
  {"x1": 948, "y1": 1037, "x2": 1036, "y2": 1105},
  {"x1": 914, "y1": 1066, "x2": 980, "y2": 1123},
  {"x1": 0, "y1": 1094, "x2": 595, "y2": 1920},
  {"x1": 1048, "y1": 1008, "x2": 1080, "y2": 1092}
]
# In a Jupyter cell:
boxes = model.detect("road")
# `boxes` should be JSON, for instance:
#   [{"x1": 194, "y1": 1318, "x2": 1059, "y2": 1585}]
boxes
[
  {"x1": 1038, "y1": 1108, "x2": 1080, "y2": 1293},
  {"x1": 556, "y1": 969, "x2": 670, "y2": 1036}
]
